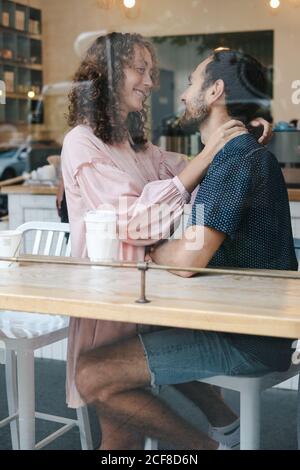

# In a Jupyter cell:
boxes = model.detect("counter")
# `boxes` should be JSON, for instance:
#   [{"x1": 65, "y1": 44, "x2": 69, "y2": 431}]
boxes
[
  {"x1": 288, "y1": 189, "x2": 300, "y2": 202},
  {"x1": 1, "y1": 185, "x2": 57, "y2": 196},
  {"x1": 1, "y1": 184, "x2": 59, "y2": 229},
  {"x1": 2, "y1": 184, "x2": 299, "y2": 200}
]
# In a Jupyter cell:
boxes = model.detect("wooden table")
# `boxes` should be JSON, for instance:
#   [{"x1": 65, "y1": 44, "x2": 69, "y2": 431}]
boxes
[
  {"x1": 0, "y1": 261, "x2": 300, "y2": 338},
  {"x1": 1, "y1": 260, "x2": 299, "y2": 451}
]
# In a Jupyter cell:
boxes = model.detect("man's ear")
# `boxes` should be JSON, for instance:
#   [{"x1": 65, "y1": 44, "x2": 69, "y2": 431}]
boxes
[{"x1": 208, "y1": 79, "x2": 225, "y2": 104}]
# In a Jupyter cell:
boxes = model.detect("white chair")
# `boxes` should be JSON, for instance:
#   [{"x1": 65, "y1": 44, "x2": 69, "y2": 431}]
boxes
[
  {"x1": 147, "y1": 238, "x2": 300, "y2": 450},
  {"x1": 199, "y1": 363, "x2": 300, "y2": 450},
  {"x1": 200, "y1": 236, "x2": 300, "y2": 449},
  {"x1": 0, "y1": 221, "x2": 93, "y2": 450},
  {"x1": 298, "y1": 371, "x2": 300, "y2": 449},
  {"x1": 146, "y1": 364, "x2": 300, "y2": 451}
]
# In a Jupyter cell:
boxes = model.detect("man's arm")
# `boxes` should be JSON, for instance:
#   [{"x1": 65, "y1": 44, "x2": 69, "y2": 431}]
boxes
[{"x1": 149, "y1": 225, "x2": 225, "y2": 277}]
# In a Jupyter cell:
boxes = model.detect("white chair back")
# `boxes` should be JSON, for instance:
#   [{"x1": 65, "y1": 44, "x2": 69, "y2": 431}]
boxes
[
  {"x1": 0, "y1": 222, "x2": 71, "y2": 339},
  {"x1": 0, "y1": 221, "x2": 93, "y2": 450},
  {"x1": 17, "y1": 221, "x2": 71, "y2": 257}
]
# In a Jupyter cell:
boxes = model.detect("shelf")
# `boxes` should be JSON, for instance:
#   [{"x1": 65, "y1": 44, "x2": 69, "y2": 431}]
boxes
[
  {"x1": 0, "y1": 1, "x2": 43, "y2": 126},
  {"x1": 0, "y1": 65, "x2": 43, "y2": 94},
  {"x1": 0, "y1": 25, "x2": 41, "y2": 40},
  {"x1": 0, "y1": 59, "x2": 42, "y2": 70},
  {"x1": 6, "y1": 92, "x2": 42, "y2": 100},
  {"x1": 0, "y1": 1, "x2": 42, "y2": 36},
  {"x1": 157, "y1": 134, "x2": 203, "y2": 156}
]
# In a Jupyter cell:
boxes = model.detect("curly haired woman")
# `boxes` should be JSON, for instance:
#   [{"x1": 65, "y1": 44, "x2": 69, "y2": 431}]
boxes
[{"x1": 61, "y1": 32, "x2": 271, "y2": 449}]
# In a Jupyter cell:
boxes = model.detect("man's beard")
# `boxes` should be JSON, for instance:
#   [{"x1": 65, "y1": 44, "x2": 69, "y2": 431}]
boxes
[{"x1": 180, "y1": 94, "x2": 210, "y2": 130}]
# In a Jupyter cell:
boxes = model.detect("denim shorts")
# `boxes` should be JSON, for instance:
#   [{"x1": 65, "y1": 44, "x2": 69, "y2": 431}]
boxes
[{"x1": 138, "y1": 327, "x2": 270, "y2": 387}]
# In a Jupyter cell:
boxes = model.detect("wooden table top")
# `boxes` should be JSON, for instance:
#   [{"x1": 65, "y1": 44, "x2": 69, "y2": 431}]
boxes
[{"x1": 0, "y1": 260, "x2": 300, "y2": 339}]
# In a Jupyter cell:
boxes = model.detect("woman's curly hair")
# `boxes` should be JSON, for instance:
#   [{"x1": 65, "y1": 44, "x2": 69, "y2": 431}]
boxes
[{"x1": 67, "y1": 32, "x2": 159, "y2": 151}]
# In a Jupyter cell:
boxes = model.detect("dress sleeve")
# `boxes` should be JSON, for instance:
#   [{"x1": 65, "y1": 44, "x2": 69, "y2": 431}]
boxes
[
  {"x1": 157, "y1": 145, "x2": 203, "y2": 218},
  {"x1": 158, "y1": 147, "x2": 188, "y2": 178},
  {"x1": 75, "y1": 158, "x2": 191, "y2": 247}
]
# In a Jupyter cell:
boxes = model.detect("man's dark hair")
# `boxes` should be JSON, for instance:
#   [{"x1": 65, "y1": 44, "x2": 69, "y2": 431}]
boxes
[{"x1": 202, "y1": 48, "x2": 271, "y2": 124}]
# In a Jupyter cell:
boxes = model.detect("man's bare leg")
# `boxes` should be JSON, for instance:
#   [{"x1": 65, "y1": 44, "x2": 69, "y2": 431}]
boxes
[
  {"x1": 174, "y1": 382, "x2": 238, "y2": 427},
  {"x1": 76, "y1": 337, "x2": 219, "y2": 450}
]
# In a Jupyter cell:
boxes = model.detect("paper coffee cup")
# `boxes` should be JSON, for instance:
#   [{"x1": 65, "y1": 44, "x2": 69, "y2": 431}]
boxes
[
  {"x1": 0, "y1": 230, "x2": 22, "y2": 268},
  {"x1": 85, "y1": 210, "x2": 119, "y2": 265}
]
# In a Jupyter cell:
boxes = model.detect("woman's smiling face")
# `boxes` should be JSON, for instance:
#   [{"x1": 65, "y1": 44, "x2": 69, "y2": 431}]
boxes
[{"x1": 121, "y1": 45, "x2": 154, "y2": 116}]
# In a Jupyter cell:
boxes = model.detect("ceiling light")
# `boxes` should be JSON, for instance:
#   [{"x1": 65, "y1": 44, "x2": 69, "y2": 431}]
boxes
[
  {"x1": 96, "y1": 0, "x2": 139, "y2": 18},
  {"x1": 123, "y1": 0, "x2": 136, "y2": 7},
  {"x1": 270, "y1": 0, "x2": 280, "y2": 8}
]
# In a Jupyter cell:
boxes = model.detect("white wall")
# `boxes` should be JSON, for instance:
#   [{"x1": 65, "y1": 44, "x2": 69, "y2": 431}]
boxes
[{"x1": 155, "y1": 41, "x2": 204, "y2": 112}]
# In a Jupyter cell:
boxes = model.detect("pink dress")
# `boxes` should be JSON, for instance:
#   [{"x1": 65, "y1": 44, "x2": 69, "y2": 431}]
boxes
[{"x1": 61, "y1": 124, "x2": 191, "y2": 407}]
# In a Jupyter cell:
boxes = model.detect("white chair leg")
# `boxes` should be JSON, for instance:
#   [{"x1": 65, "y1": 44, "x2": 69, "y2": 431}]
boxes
[
  {"x1": 144, "y1": 386, "x2": 160, "y2": 450},
  {"x1": 240, "y1": 382, "x2": 261, "y2": 450},
  {"x1": 5, "y1": 349, "x2": 19, "y2": 450},
  {"x1": 76, "y1": 405, "x2": 93, "y2": 450},
  {"x1": 297, "y1": 375, "x2": 300, "y2": 450},
  {"x1": 17, "y1": 349, "x2": 35, "y2": 450},
  {"x1": 144, "y1": 385, "x2": 160, "y2": 450},
  {"x1": 144, "y1": 437, "x2": 159, "y2": 450}
]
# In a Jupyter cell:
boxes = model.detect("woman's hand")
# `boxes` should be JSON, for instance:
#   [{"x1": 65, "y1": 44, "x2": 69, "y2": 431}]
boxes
[
  {"x1": 250, "y1": 117, "x2": 273, "y2": 145},
  {"x1": 177, "y1": 120, "x2": 247, "y2": 194},
  {"x1": 199, "y1": 119, "x2": 248, "y2": 163}
]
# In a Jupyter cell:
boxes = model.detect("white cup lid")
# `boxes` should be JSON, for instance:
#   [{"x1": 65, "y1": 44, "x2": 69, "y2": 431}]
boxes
[{"x1": 85, "y1": 210, "x2": 117, "y2": 223}]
